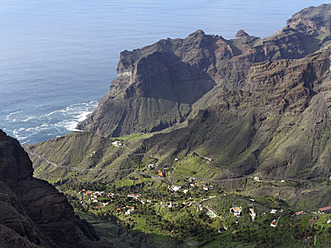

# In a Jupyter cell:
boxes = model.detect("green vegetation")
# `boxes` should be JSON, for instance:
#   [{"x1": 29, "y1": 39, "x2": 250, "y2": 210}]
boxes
[
  {"x1": 24, "y1": 129, "x2": 331, "y2": 247},
  {"x1": 60, "y1": 177, "x2": 331, "y2": 248},
  {"x1": 116, "y1": 133, "x2": 154, "y2": 142},
  {"x1": 173, "y1": 153, "x2": 217, "y2": 179}
]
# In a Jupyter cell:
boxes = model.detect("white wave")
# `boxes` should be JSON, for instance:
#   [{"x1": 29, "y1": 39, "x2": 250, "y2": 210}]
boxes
[
  {"x1": 21, "y1": 140, "x2": 30, "y2": 145},
  {"x1": 5, "y1": 110, "x2": 23, "y2": 120},
  {"x1": 12, "y1": 129, "x2": 28, "y2": 141},
  {"x1": 78, "y1": 110, "x2": 93, "y2": 122},
  {"x1": 22, "y1": 116, "x2": 37, "y2": 122},
  {"x1": 45, "y1": 109, "x2": 66, "y2": 117},
  {"x1": 4, "y1": 100, "x2": 98, "y2": 144},
  {"x1": 55, "y1": 101, "x2": 98, "y2": 131}
]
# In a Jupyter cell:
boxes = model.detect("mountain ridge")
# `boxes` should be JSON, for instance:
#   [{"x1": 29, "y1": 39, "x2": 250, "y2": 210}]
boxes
[
  {"x1": 28, "y1": 4, "x2": 331, "y2": 184},
  {"x1": 77, "y1": 4, "x2": 331, "y2": 137},
  {"x1": 26, "y1": 4, "x2": 331, "y2": 191}
]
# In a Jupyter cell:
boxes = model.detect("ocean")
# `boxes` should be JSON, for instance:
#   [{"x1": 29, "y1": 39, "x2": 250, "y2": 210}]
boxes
[{"x1": 0, "y1": 0, "x2": 328, "y2": 144}]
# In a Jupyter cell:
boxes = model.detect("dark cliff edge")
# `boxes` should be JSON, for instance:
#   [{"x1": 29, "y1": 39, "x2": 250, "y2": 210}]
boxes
[
  {"x1": 0, "y1": 130, "x2": 111, "y2": 248},
  {"x1": 77, "y1": 4, "x2": 331, "y2": 138}
]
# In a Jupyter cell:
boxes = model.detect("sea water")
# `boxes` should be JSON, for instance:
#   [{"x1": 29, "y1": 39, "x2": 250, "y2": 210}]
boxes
[{"x1": 0, "y1": 0, "x2": 327, "y2": 144}]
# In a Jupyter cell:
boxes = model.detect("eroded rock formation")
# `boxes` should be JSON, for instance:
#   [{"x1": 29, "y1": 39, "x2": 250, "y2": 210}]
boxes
[{"x1": 0, "y1": 130, "x2": 111, "y2": 247}]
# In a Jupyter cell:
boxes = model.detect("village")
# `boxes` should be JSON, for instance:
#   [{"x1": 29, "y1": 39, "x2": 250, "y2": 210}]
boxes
[
  {"x1": 74, "y1": 176, "x2": 331, "y2": 236},
  {"x1": 62, "y1": 140, "x2": 331, "y2": 244}
]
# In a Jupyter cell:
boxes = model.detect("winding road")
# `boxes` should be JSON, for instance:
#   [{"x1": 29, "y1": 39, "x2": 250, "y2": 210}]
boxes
[{"x1": 25, "y1": 148, "x2": 135, "y2": 173}]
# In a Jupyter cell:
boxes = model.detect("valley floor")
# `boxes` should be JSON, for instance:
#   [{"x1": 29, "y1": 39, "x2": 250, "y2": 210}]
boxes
[{"x1": 59, "y1": 173, "x2": 331, "y2": 248}]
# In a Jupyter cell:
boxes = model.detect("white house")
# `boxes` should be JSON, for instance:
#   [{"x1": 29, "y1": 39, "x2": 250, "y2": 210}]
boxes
[
  {"x1": 230, "y1": 206, "x2": 242, "y2": 217},
  {"x1": 171, "y1": 185, "x2": 181, "y2": 192},
  {"x1": 249, "y1": 208, "x2": 256, "y2": 221},
  {"x1": 112, "y1": 140, "x2": 122, "y2": 147},
  {"x1": 125, "y1": 208, "x2": 135, "y2": 215},
  {"x1": 148, "y1": 164, "x2": 155, "y2": 169},
  {"x1": 253, "y1": 176, "x2": 261, "y2": 182}
]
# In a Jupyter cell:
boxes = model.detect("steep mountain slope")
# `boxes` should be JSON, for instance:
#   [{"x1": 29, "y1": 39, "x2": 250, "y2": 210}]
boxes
[
  {"x1": 25, "y1": 131, "x2": 138, "y2": 184},
  {"x1": 142, "y1": 46, "x2": 331, "y2": 179},
  {"x1": 27, "y1": 4, "x2": 331, "y2": 182},
  {"x1": 77, "y1": 4, "x2": 331, "y2": 138},
  {"x1": 0, "y1": 130, "x2": 111, "y2": 248}
]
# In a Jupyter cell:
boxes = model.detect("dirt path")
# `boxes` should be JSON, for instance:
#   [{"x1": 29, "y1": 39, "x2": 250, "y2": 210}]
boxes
[{"x1": 25, "y1": 148, "x2": 135, "y2": 173}]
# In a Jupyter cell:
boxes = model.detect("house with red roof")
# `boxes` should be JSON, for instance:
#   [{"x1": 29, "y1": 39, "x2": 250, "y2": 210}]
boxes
[{"x1": 318, "y1": 206, "x2": 331, "y2": 214}]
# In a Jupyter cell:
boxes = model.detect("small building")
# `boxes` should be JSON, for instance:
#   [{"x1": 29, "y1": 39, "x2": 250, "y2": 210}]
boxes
[
  {"x1": 158, "y1": 170, "x2": 165, "y2": 177},
  {"x1": 249, "y1": 208, "x2": 256, "y2": 221},
  {"x1": 148, "y1": 164, "x2": 155, "y2": 169},
  {"x1": 171, "y1": 185, "x2": 181, "y2": 192},
  {"x1": 291, "y1": 211, "x2": 306, "y2": 217},
  {"x1": 203, "y1": 186, "x2": 209, "y2": 191},
  {"x1": 134, "y1": 194, "x2": 142, "y2": 200},
  {"x1": 253, "y1": 176, "x2": 261, "y2": 182},
  {"x1": 270, "y1": 219, "x2": 277, "y2": 227},
  {"x1": 230, "y1": 206, "x2": 242, "y2": 217},
  {"x1": 125, "y1": 207, "x2": 135, "y2": 215},
  {"x1": 112, "y1": 140, "x2": 122, "y2": 147},
  {"x1": 318, "y1": 206, "x2": 331, "y2": 214},
  {"x1": 204, "y1": 157, "x2": 213, "y2": 162},
  {"x1": 107, "y1": 192, "x2": 115, "y2": 197},
  {"x1": 270, "y1": 209, "x2": 277, "y2": 214}
]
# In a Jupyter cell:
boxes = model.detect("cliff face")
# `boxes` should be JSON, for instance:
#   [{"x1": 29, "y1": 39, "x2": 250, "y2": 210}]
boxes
[
  {"x1": 142, "y1": 46, "x2": 331, "y2": 179},
  {"x1": 27, "y1": 4, "x2": 331, "y2": 183},
  {"x1": 0, "y1": 130, "x2": 110, "y2": 248},
  {"x1": 287, "y1": 3, "x2": 331, "y2": 35},
  {"x1": 78, "y1": 4, "x2": 331, "y2": 138},
  {"x1": 77, "y1": 47, "x2": 216, "y2": 137}
]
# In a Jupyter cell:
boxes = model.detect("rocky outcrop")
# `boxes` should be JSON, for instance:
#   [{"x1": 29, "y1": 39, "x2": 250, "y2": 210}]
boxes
[
  {"x1": 287, "y1": 4, "x2": 331, "y2": 35},
  {"x1": 77, "y1": 48, "x2": 216, "y2": 137},
  {"x1": 78, "y1": 4, "x2": 331, "y2": 138},
  {"x1": 0, "y1": 130, "x2": 111, "y2": 247}
]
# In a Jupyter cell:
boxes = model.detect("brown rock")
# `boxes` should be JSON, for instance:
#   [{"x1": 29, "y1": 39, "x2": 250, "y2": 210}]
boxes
[{"x1": 0, "y1": 130, "x2": 112, "y2": 247}]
